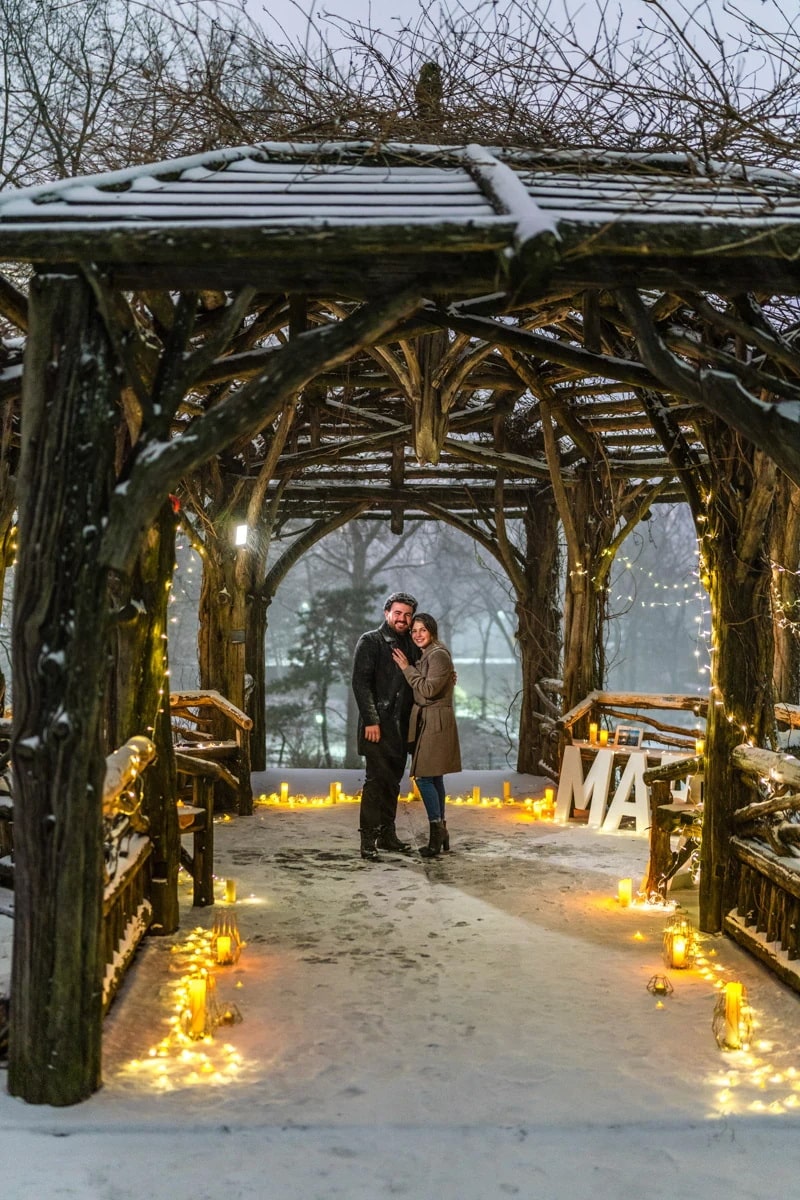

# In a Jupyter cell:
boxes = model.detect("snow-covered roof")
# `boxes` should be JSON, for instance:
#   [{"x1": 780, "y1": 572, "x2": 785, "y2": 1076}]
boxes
[{"x1": 1, "y1": 141, "x2": 799, "y2": 294}]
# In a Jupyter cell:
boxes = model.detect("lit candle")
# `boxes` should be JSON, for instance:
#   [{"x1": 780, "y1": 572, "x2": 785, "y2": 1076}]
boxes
[
  {"x1": 618, "y1": 878, "x2": 632, "y2": 907},
  {"x1": 216, "y1": 935, "x2": 232, "y2": 965},
  {"x1": 724, "y1": 982, "x2": 744, "y2": 1049},
  {"x1": 589, "y1": 722, "x2": 598, "y2": 744},
  {"x1": 188, "y1": 975, "x2": 206, "y2": 1037},
  {"x1": 472, "y1": 785, "x2": 480, "y2": 804},
  {"x1": 224, "y1": 878, "x2": 236, "y2": 904},
  {"x1": 599, "y1": 729, "x2": 609, "y2": 747},
  {"x1": 532, "y1": 800, "x2": 543, "y2": 818},
  {"x1": 503, "y1": 780, "x2": 511, "y2": 801},
  {"x1": 671, "y1": 935, "x2": 687, "y2": 969},
  {"x1": 544, "y1": 786, "x2": 554, "y2": 808},
  {"x1": 695, "y1": 738, "x2": 705, "y2": 755},
  {"x1": 280, "y1": 781, "x2": 289, "y2": 803}
]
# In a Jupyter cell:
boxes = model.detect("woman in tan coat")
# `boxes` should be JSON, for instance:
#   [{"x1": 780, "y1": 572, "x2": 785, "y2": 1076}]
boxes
[{"x1": 392, "y1": 613, "x2": 461, "y2": 858}]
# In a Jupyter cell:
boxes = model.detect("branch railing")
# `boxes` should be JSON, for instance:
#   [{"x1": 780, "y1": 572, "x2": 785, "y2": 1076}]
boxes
[
  {"x1": 724, "y1": 744, "x2": 800, "y2": 993},
  {"x1": 170, "y1": 689, "x2": 254, "y2": 816},
  {"x1": 101, "y1": 735, "x2": 157, "y2": 1012}
]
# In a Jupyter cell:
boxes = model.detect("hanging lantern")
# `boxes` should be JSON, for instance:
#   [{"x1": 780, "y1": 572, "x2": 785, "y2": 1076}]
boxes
[
  {"x1": 662, "y1": 912, "x2": 696, "y2": 970},
  {"x1": 211, "y1": 909, "x2": 243, "y2": 965},
  {"x1": 712, "y1": 981, "x2": 753, "y2": 1050},
  {"x1": 646, "y1": 975, "x2": 674, "y2": 997}
]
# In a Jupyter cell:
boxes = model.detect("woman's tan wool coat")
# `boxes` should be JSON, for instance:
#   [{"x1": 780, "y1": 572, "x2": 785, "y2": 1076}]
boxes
[{"x1": 402, "y1": 643, "x2": 462, "y2": 776}]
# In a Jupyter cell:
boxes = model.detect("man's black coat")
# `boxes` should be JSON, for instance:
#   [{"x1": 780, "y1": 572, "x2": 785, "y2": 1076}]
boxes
[{"x1": 351, "y1": 621, "x2": 420, "y2": 757}]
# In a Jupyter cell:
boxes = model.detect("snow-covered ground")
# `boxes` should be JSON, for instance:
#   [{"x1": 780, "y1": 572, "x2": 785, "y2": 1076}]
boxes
[{"x1": 2, "y1": 768, "x2": 800, "y2": 1199}]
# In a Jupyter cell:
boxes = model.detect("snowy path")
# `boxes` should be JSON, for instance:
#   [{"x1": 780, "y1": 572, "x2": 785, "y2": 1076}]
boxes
[{"x1": 2, "y1": 773, "x2": 800, "y2": 1198}]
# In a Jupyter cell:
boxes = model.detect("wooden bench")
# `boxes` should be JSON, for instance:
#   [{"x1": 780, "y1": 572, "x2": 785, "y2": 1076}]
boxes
[{"x1": 171, "y1": 689, "x2": 253, "y2": 816}]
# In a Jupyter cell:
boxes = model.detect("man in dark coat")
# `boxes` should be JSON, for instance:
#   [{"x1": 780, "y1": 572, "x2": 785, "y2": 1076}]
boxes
[{"x1": 351, "y1": 591, "x2": 420, "y2": 861}]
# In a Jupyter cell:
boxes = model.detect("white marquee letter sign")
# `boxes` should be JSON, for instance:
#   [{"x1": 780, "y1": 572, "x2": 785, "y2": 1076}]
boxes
[{"x1": 555, "y1": 745, "x2": 614, "y2": 826}]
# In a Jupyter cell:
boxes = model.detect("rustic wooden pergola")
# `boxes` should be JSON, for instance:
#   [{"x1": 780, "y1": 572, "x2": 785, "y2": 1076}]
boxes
[{"x1": 2, "y1": 140, "x2": 800, "y2": 1103}]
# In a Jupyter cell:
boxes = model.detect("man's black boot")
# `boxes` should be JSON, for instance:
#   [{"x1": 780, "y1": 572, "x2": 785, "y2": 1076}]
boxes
[
  {"x1": 360, "y1": 828, "x2": 381, "y2": 861},
  {"x1": 419, "y1": 820, "x2": 444, "y2": 858},
  {"x1": 376, "y1": 822, "x2": 411, "y2": 853}
]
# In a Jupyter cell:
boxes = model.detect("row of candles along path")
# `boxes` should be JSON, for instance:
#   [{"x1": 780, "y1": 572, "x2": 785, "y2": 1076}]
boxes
[
  {"x1": 181, "y1": 878, "x2": 243, "y2": 1041},
  {"x1": 259, "y1": 781, "x2": 557, "y2": 815},
  {"x1": 615, "y1": 878, "x2": 752, "y2": 1052}
]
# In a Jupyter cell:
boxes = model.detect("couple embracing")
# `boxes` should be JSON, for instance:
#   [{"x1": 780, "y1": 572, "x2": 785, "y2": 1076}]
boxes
[{"x1": 351, "y1": 592, "x2": 461, "y2": 862}]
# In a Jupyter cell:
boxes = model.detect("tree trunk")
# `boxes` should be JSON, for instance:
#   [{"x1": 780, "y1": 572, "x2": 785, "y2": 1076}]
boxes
[
  {"x1": 516, "y1": 498, "x2": 561, "y2": 774},
  {"x1": 198, "y1": 534, "x2": 245, "y2": 716},
  {"x1": 9, "y1": 272, "x2": 119, "y2": 1105},
  {"x1": 197, "y1": 533, "x2": 250, "y2": 810},
  {"x1": 246, "y1": 590, "x2": 268, "y2": 771},
  {"x1": 771, "y1": 474, "x2": 800, "y2": 704},
  {"x1": 560, "y1": 472, "x2": 608, "y2": 718},
  {"x1": 699, "y1": 446, "x2": 777, "y2": 932},
  {"x1": 108, "y1": 503, "x2": 180, "y2": 935}
]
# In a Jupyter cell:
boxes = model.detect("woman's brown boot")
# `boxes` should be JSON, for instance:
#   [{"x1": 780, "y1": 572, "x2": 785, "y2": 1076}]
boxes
[{"x1": 419, "y1": 820, "x2": 444, "y2": 858}]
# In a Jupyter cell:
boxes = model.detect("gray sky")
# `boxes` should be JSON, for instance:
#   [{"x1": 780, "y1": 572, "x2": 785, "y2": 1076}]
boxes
[{"x1": 247, "y1": 0, "x2": 789, "y2": 51}]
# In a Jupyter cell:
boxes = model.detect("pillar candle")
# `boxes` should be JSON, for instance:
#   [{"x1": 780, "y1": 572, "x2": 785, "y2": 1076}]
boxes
[
  {"x1": 216, "y1": 935, "x2": 232, "y2": 965},
  {"x1": 670, "y1": 935, "x2": 687, "y2": 969},
  {"x1": 544, "y1": 786, "x2": 554, "y2": 807},
  {"x1": 224, "y1": 878, "x2": 237, "y2": 904},
  {"x1": 472, "y1": 785, "x2": 480, "y2": 804},
  {"x1": 599, "y1": 729, "x2": 609, "y2": 747},
  {"x1": 724, "y1": 982, "x2": 744, "y2": 1048},
  {"x1": 618, "y1": 878, "x2": 632, "y2": 907},
  {"x1": 188, "y1": 975, "x2": 207, "y2": 1037},
  {"x1": 589, "y1": 722, "x2": 598, "y2": 744},
  {"x1": 279, "y1": 781, "x2": 289, "y2": 803},
  {"x1": 503, "y1": 780, "x2": 511, "y2": 801}
]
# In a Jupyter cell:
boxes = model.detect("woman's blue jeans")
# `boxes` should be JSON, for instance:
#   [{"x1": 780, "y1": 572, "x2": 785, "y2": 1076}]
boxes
[{"x1": 415, "y1": 775, "x2": 446, "y2": 822}]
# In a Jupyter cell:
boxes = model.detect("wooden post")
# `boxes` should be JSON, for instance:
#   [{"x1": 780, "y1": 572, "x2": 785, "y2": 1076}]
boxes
[
  {"x1": 644, "y1": 779, "x2": 673, "y2": 899},
  {"x1": 515, "y1": 496, "x2": 561, "y2": 774},
  {"x1": 10, "y1": 270, "x2": 120, "y2": 1105},
  {"x1": 191, "y1": 776, "x2": 215, "y2": 907}
]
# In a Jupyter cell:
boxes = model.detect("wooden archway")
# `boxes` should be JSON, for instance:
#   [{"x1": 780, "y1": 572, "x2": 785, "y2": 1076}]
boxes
[{"x1": 2, "y1": 141, "x2": 800, "y2": 1101}]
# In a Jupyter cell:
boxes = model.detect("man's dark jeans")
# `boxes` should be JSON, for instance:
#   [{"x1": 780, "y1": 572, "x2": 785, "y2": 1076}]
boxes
[{"x1": 359, "y1": 735, "x2": 407, "y2": 830}]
